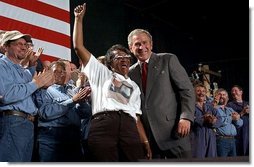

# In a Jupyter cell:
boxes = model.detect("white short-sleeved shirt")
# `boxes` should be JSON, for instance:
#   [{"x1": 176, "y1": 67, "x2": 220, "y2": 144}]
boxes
[{"x1": 81, "y1": 55, "x2": 142, "y2": 120}]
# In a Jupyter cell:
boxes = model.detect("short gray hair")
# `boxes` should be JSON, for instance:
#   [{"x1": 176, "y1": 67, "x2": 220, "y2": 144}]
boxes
[
  {"x1": 127, "y1": 29, "x2": 152, "y2": 46},
  {"x1": 217, "y1": 88, "x2": 229, "y2": 100}
]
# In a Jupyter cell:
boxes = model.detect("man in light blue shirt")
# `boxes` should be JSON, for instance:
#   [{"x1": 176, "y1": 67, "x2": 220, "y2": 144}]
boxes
[
  {"x1": 34, "y1": 61, "x2": 91, "y2": 161},
  {"x1": 215, "y1": 88, "x2": 243, "y2": 157},
  {"x1": 0, "y1": 30, "x2": 54, "y2": 162}
]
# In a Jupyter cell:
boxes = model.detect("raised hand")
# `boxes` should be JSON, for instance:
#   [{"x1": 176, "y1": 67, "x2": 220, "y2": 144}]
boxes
[{"x1": 74, "y1": 3, "x2": 86, "y2": 18}]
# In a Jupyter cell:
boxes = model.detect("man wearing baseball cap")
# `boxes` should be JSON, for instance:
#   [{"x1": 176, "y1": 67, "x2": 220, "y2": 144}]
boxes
[
  {"x1": 0, "y1": 30, "x2": 32, "y2": 62},
  {"x1": 1, "y1": 30, "x2": 31, "y2": 45},
  {"x1": 0, "y1": 30, "x2": 55, "y2": 162}
]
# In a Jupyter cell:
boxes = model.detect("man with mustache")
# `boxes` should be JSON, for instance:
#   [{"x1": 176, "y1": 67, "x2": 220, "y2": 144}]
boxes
[
  {"x1": 190, "y1": 83, "x2": 222, "y2": 158},
  {"x1": 215, "y1": 88, "x2": 243, "y2": 157}
]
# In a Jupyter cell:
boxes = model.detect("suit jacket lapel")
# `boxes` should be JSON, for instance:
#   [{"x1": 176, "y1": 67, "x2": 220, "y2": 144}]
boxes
[
  {"x1": 146, "y1": 53, "x2": 160, "y2": 98},
  {"x1": 130, "y1": 62, "x2": 146, "y2": 99},
  {"x1": 131, "y1": 63, "x2": 143, "y2": 88}
]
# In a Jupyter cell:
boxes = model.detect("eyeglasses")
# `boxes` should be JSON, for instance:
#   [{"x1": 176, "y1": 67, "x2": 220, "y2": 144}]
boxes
[
  {"x1": 26, "y1": 42, "x2": 34, "y2": 48},
  {"x1": 113, "y1": 54, "x2": 131, "y2": 61},
  {"x1": 10, "y1": 41, "x2": 28, "y2": 48}
]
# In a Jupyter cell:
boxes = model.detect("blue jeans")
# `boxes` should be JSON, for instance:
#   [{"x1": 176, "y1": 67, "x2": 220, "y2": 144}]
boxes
[
  {"x1": 0, "y1": 115, "x2": 34, "y2": 162},
  {"x1": 216, "y1": 137, "x2": 236, "y2": 157},
  {"x1": 38, "y1": 126, "x2": 83, "y2": 162}
]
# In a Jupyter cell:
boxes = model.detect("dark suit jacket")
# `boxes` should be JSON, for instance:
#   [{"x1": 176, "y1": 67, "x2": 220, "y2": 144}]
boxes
[{"x1": 129, "y1": 52, "x2": 195, "y2": 151}]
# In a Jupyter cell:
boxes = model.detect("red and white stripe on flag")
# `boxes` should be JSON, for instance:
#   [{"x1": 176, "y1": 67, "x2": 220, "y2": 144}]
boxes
[{"x1": 0, "y1": 0, "x2": 71, "y2": 62}]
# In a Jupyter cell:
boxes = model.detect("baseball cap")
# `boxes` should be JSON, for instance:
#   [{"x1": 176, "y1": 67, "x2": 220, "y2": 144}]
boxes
[
  {"x1": 1, "y1": 30, "x2": 31, "y2": 46},
  {"x1": 0, "y1": 30, "x2": 6, "y2": 42},
  {"x1": 0, "y1": 30, "x2": 6, "y2": 37}
]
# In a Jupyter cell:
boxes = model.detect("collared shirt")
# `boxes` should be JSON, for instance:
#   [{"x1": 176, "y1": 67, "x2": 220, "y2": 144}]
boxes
[
  {"x1": 82, "y1": 55, "x2": 142, "y2": 121},
  {"x1": 138, "y1": 58, "x2": 150, "y2": 70},
  {"x1": 194, "y1": 102, "x2": 222, "y2": 128},
  {"x1": 227, "y1": 100, "x2": 249, "y2": 114},
  {"x1": 34, "y1": 83, "x2": 91, "y2": 127},
  {"x1": 0, "y1": 56, "x2": 38, "y2": 115},
  {"x1": 0, "y1": 53, "x2": 5, "y2": 58},
  {"x1": 216, "y1": 106, "x2": 243, "y2": 136}
]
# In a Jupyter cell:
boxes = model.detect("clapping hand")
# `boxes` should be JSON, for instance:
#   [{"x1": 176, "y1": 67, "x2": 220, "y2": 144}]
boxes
[
  {"x1": 203, "y1": 113, "x2": 217, "y2": 127},
  {"x1": 33, "y1": 69, "x2": 54, "y2": 88},
  {"x1": 72, "y1": 86, "x2": 91, "y2": 103},
  {"x1": 20, "y1": 47, "x2": 44, "y2": 67},
  {"x1": 20, "y1": 49, "x2": 33, "y2": 67},
  {"x1": 240, "y1": 105, "x2": 249, "y2": 116},
  {"x1": 231, "y1": 111, "x2": 240, "y2": 121},
  {"x1": 29, "y1": 47, "x2": 44, "y2": 67}
]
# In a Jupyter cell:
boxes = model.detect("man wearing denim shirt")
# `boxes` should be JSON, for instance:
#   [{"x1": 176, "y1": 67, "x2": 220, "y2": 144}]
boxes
[
  {"x1": 34, "y1": 61, "x2": 91, "y2": 162},
  {"x1": 215, "y1": 88, "x2": 243, "y2": 157},
  {"x1": 0, "y1": 30, "x2": 54, "y2": 162}
]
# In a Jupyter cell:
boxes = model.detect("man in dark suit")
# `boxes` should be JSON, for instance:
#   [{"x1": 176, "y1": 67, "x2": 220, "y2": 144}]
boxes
[{"x1": 128, "y1": 29, "x2": 195, "y2": 159}]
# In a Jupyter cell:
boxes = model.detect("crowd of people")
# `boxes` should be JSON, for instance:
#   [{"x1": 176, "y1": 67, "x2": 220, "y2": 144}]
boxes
[{"x1": 0, "y1": 3, "x2": 249, "y2": 162}]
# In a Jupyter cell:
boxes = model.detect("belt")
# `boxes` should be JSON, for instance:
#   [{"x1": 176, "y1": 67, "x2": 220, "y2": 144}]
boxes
[
  {"x1": 91, "y1": 110, "x2": 124, "y2": 120},
  {"x1": 217, "y1": 135, "x2": 235, "y2": 139},
  {"x1": 1, "y1": 110, "x2": 35, "y2": 122}
]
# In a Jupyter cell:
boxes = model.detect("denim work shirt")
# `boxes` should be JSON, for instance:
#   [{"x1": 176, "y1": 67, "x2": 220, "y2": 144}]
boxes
[
  {"x1": 216, "y1": 106, "x2": 243, "y2": 136},
  {"x1": 0, "y1": 56, "x2": 38, "y2": 115},
  {"x1": 34, "y1": 83, "x2": 91, "y2": 127}
]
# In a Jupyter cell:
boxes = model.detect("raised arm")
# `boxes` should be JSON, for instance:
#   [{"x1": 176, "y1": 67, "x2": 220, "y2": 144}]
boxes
[{"x1": 73, "y1": 3, "x2": 91, "y2": 66}]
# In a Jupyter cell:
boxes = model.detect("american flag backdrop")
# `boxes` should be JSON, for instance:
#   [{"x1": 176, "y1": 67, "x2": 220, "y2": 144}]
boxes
[{"x1": 0, "y1": 0, "x2": 71, "y2": 62}]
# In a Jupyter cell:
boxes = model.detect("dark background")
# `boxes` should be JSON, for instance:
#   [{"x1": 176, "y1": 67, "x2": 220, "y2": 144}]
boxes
[{"x1": 70, "y1": 0, "x2": 249, "y2": 100}]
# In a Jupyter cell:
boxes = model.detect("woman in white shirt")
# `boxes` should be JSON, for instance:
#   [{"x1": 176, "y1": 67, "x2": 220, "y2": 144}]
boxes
[{"x1": 73, "y1": 3, "x2": 151, "y2": 162}]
